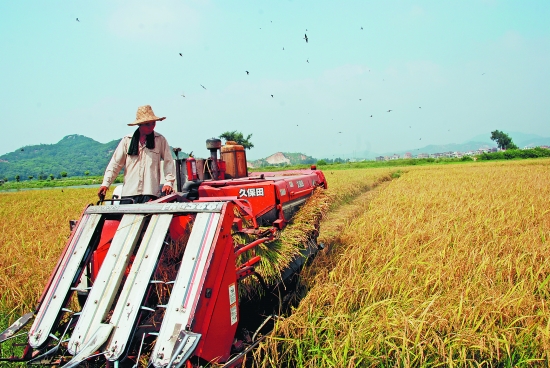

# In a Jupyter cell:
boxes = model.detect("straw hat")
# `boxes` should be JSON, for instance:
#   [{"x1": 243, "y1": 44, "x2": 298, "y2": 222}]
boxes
[{"x1": 128, "y1": 105, "x2": 166, "y2": 126}]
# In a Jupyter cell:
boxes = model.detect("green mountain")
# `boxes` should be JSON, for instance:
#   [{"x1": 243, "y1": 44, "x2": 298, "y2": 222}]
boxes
[{"x1": 0, "y1": 135, "x2": 120, "y2": 180}]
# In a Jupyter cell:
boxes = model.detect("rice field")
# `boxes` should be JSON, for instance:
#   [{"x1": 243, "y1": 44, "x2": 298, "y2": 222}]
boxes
[
  {"x1": 0, "y1": 187, "x2": 109, "y2": 318},
  {"x1": 254, "y1": 159, "x2": 550, "y2": 366},
  {"x1": 0, "y1": 168, "x2": 395, "y2": 320},
  {"x1": 2, "y1": 159, "x2": 549, "y2": 366}
]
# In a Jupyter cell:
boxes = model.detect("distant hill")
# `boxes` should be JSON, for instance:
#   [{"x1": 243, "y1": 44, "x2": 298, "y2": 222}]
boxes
[
  {"x1": 379, "y1": 132, "x2": 550, "y2": 157},
  {"x1": 335, "y1": 132, "x2": 550, "y2": 160},
  {"x1": 468, "y1": 131, "x2": 548, "y2": 147},
  {"x1": 0, "y1": 135, "x2": 120, "y2": 180},
  {"x1": 248, "y1": 152, "x2": 316, "y2": 168},
  {"x1": 379, "y1": 141, "x2": 497, "y2": 157}
]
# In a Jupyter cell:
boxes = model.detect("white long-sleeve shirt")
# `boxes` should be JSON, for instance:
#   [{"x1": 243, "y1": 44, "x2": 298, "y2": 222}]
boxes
[{"x1": 101, "y1": 131, "x2": 176, "y2": 197}]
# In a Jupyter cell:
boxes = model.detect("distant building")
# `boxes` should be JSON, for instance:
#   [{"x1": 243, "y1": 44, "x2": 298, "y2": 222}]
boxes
[
  {"x1": 417, "y1": 153, "x2": 429, "y2": 159},
  {"x1": 403, "y1": 152, "x2": 412, "y2": 159},
  {"x1": 389, "y1": 154, "x2": 400, "y2": 160},
  {"x1": 375, "y1": 156, "x2": 386, "y2": 161}
]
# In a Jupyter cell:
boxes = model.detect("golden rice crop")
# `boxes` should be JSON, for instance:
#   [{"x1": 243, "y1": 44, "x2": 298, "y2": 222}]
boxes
[
  {"x1": 0, "y1": 187, "x2": 106, "y2": 319},
  {"x1": 255, "y1": 159, "x2": 550, "y2": 366},
  {"x1": 322, "y1": 167, "x2": 396, "y2": 209}
]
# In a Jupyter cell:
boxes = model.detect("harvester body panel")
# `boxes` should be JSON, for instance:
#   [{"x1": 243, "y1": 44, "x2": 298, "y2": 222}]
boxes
[
  {"x1": 150, "y1": 211, "x2": 221, "y2": 367},
  {"x1": 191, "y1": 205, "x2": 239, "y2": 362}
]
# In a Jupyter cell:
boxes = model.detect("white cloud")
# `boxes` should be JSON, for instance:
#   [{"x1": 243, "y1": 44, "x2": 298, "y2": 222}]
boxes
[
  {"x1": 410, "y1": 5, "x2": 426, "y2": 18},
  {"x1": 499, "y1": 30, "x2": 523, "y2": 51}
]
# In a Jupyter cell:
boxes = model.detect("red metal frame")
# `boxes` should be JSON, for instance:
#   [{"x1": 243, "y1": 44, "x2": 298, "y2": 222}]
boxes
[{"x1": 7, "y1": 168, "x2": 328, "y2": 366}]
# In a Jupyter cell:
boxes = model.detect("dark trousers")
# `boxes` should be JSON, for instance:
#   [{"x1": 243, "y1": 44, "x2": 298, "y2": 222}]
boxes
[{"x1": 120, "y1": 195, "x2": 158, "y2": 204}]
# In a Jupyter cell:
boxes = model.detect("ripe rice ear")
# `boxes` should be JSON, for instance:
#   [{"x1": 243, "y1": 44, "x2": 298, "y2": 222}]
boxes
[{"x1": 236, "y1": 188, "x2": 331, "y2": 298}]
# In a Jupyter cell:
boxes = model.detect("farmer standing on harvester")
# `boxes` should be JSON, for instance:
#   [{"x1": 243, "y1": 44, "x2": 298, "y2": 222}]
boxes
[{"x1": 98, "y1": 105, "x2": 176, "y2": 203}]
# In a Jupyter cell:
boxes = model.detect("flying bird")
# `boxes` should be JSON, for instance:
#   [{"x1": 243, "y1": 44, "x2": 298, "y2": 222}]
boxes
[
  {"x1": 181, "y1": 93, "x2": 185, "y2": 97},
  {"x1": 246, "y1": 71, "x2": 249, "y2": 75},
  {"x1": 387, "y1": 109, "x2": 392, "y2": 112},
  {"x1": 271, "y1": 94, "x2": 274, "y2": 98},
  {"x1": 76, "y1": 18, "x2": 80, "y2": 22},
  {"x1": 370, "y1": 115, "x2": 373, "y2": 117},
  {"x1": 359, "y1": 99, "x2": 362, "y2": 101},
  {"x1": 179, "y1": 53, "x2": 182, "y2": 57},
  {"x1": 200, "y1": 84, "x2": 206, "y2": 90},
  {"x1": 482, "y1": 72, "x2": 486, "y2": 75},
  {"x1": 360, "y1": 26, "x2": 363, "y2": 30},
  {"x1": 419, "y1": 106, "x2": 421, "y2": 108},
  {"x1": 283, "y1": 47, "x2": 284, "y2": 50},
  {"x1": 307, "y1": 59, "x2": 309, "y2": 63},
  {"x1": 304, "y1": 33, "x2": 308, "y2": 43}
]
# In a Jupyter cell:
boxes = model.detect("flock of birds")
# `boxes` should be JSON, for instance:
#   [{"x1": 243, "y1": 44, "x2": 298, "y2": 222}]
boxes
[
  {"x1": 173, "y1": 25, "x2": 431, "y2": 140},
  {"x1": 176, "y1": 30, "x2": 313, "y2": 100},
  {"x1": 72, "y1": 16, "x2": 488, "y2": 147}
]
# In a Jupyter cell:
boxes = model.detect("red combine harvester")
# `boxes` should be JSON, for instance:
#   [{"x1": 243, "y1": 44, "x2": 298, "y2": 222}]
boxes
[{"x1": 0, "y1": 139, "x2": 327, "y2": 367}]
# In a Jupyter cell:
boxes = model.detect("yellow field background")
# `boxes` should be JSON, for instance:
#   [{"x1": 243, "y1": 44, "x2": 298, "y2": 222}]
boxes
[
  {"x1": 256, "y1": 159, "x2": 550, "y2": 366},
  {"x1": 0, "y1": 187, "x2": 106, "y2": 315},
  {"x1": 1, "y1": 160, "x2": 549, "y2": 365}
]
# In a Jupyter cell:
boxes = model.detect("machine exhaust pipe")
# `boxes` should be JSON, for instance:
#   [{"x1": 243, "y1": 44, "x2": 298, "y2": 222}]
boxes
[{"x1": 206, "y1": 138, "x2": 222, "y2": 180}]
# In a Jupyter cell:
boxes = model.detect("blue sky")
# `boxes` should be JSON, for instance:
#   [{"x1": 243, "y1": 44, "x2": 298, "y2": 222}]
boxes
[{"x1": 1, "y1": 0, "x2": 549, "y2": 159}]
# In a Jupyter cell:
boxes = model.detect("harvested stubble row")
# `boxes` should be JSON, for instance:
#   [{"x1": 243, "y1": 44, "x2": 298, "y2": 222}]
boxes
[{"x1": 254, "y1": 159, "x2": 550, "y2": 367}]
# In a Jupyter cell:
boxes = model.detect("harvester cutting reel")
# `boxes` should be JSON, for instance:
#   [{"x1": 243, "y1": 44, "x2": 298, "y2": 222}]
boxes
[{"x1": 0, "y1": 197, "x2": 323, "y2": 367}]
